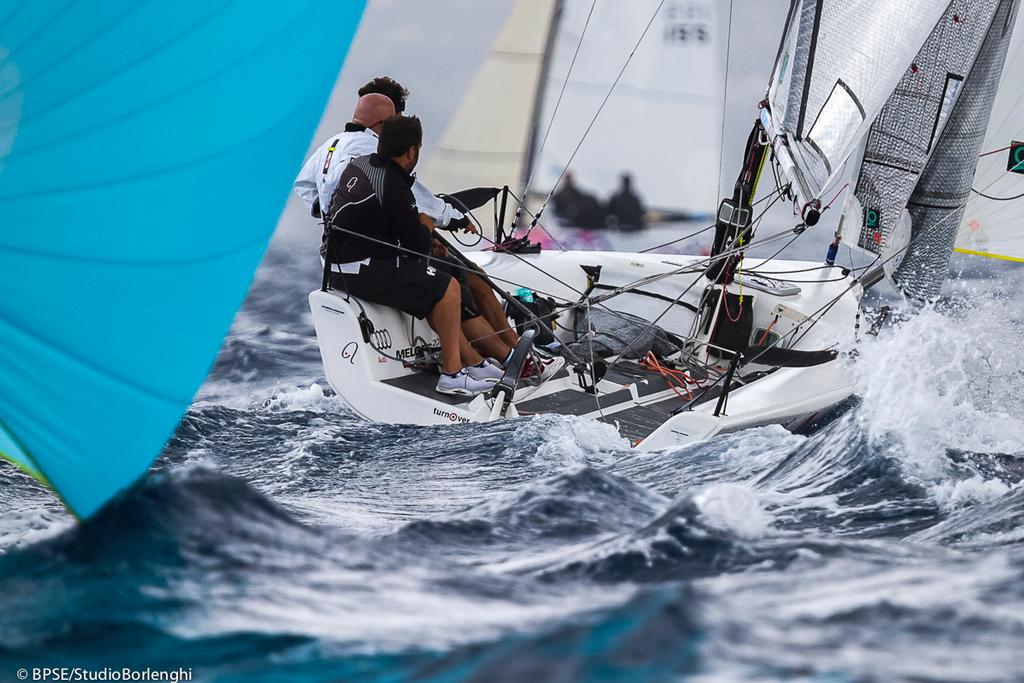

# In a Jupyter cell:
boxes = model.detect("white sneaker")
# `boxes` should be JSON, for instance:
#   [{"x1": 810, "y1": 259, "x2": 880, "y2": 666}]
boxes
[
  {"x1": 436, "y1": 369, "x2": 495, "y2": 396},
  {"x1": 466, "y1": 359, "x2": 503, "y2": 382}
]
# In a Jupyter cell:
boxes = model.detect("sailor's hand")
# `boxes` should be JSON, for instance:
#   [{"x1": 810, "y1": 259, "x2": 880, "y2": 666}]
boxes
[
  {"x1": 430, "y1": 239, "x2": 448, "y2": 258},
  {"x1": 450, "y1": 215, "x2": 477, "y2": 234},
  {"x1": 418, "y1": 212, "x2": 436, "y2": 232}
]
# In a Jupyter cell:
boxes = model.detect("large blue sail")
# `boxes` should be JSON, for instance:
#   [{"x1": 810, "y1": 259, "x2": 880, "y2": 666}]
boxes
[{"x1": 0, "y1": 1, "x2": 366, "y2": 517}]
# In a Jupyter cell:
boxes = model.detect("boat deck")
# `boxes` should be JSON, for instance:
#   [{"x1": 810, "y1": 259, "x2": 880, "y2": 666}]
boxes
[{"x1": 381, "y1": 358, "x2": 726, "y2": 443}]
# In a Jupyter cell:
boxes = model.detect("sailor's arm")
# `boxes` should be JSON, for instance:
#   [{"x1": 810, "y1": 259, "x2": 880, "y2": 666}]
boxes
[
  {"x1": 384, "y1": 178, "x2": 433, "y2": 255},
  {"x1": 411, "y1": 179, "x2": 475, "y2": 233},
  {"x1": 293, "y1": 149, "x2": 323, "y2": 218}
]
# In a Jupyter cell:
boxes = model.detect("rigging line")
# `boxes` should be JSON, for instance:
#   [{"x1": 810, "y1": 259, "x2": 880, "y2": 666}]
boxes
[
  {"x1": 979, "y1": 145, "x2": 1013, "y2": 158},
  {"x1": 971, "y1": 187, "x2": 1024, "y2": 201},
  {"x1": 594, "y1": 228, "x2": 801, "y2": 382},
  {"x1": 791, "y1": 196, "x2": 974, "y2": 348},
  {"x1": 639, "y1": 185, "x2": 784, "y2": 254},
  {"x1": 522, "y1": 0, "x2": 667, "y2": 234},
  {"x1": 520, "y1": 0, "x2": 599, "y2": 202},
  {"x1": 715, "y1": 0, "x2": 735, "y2": 202},
  {"x1": 502, "y1": 189, "x2": 571, "y2": 251},
  {"x1": 639, "y1": 224, "x2": 716, "y2": 254}
]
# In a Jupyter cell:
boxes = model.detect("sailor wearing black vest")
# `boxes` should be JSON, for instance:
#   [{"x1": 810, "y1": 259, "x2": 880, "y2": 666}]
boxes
[{"x1": 325, "y1": 115, "x2": 500, "y2": 396}]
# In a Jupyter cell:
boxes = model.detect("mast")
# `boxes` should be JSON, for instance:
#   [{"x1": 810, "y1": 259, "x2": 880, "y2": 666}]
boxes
[{"x1": 520, "y1": 0, "x2": 564, "y2": 202}]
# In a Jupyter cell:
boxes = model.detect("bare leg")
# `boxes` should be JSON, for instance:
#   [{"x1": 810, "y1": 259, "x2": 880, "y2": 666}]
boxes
[
  {"x1": 467, "y1": 273, "x2": 520, "y2": 348},
  {"x1": 461, "y1": 315, "x2": 512, "y2": 362},
  {"x1": 459, "y1": 331, "x2": 485, "y2": 367},
  {"x1": 426, "y1": 278, "x2": 463, "y2": 374}
]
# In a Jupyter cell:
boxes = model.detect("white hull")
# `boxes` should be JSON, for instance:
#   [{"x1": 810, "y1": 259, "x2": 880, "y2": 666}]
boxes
[{"x1": 310, "y1": 250, "x2": 861, "y2": 450}]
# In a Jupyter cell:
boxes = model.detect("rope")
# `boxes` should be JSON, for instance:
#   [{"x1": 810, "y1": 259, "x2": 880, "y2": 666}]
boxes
[
  {"x1": 970, "y1": 187, "x2": 1024, "y2": 201},
  {"x1": 639, "y1": 351, "x2": 703, "y2": 401}
]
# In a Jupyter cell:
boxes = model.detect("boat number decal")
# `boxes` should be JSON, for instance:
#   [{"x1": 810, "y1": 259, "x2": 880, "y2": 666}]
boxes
[
  {"x1": 341, "y1": 341, "x2": 358, "y2": 364},
  {"x1": 433, "y1": 407, "x2": 469, "y2": 423},
  {"x1": 371, "y1": 328, "x2": 392, "y2": 349}
]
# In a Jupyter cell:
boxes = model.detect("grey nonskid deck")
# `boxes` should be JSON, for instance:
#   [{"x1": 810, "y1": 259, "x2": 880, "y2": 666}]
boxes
[{"x1": 380, "y1": 358, "x2": 731, "y2": 442}]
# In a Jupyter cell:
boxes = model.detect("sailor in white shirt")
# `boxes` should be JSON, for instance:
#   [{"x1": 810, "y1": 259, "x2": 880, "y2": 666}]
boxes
[{"x1": 293, "y1": 93, "x2": 468, "y2": 230}]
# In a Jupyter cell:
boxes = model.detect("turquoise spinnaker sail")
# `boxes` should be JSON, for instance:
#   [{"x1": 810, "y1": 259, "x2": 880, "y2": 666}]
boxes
[{"x1": 0, "y1": 1, "x2": 366, "y2": 518}]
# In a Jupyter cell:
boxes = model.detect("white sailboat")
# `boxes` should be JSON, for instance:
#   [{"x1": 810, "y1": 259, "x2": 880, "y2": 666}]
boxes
[
  {"x1": 420, "y1": 0, "x2": 724, "y2": 253},
  {"x1": 310, "y1": 0, "x2": 1022, "y2": 450}
]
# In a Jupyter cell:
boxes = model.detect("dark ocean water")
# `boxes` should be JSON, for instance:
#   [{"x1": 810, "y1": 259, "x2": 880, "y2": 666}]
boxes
[{"x1": 2, "y1": 227, "x2": 1023, "y2": 683}]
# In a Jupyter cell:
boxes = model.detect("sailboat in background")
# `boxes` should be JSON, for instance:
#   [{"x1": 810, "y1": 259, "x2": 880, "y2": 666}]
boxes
[
  {"x1": 0, "y1": 2, "x2": 366, "y2": 518},
  {"x1": 420, "y1": 0, "x2": 724, "y2": 253}
]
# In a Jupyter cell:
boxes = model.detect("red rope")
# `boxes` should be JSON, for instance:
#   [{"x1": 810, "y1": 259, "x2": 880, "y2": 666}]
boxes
[
  {"x1": 639, "y1": 352, "x2": 702, "y2": 401},
  {"x1": 721, "y1": 284, "x2": 744, "y2": 323},
  {"x1": 756, "y1": 316, "x2": 778, "y2": 345},
  {"x1": 980, "y1": 145, "x2": 1012, "y2": 158}
]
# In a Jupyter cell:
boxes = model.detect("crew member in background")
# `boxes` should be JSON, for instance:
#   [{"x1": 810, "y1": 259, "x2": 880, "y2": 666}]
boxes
[
  {"x1": 607, "y1": 173, "x2": 646, "y2": 232},
  {"x1": 552, "y1": 171, "x2": 606, "y2": 229}
]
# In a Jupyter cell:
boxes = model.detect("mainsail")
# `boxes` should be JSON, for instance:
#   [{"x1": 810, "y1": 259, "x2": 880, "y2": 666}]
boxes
[
  {"x1": 0, "y1": 2, "x2": 366, "y2": 518},
  {"x1": 835, "y1": 0, "x2": 1020, "y2": 297},
  {"x1": 528, "y1": 0, "x2": 725, "y2": 214},
  {"x1": 763, "y1": 0, "x2": 955, "y2": 214}
]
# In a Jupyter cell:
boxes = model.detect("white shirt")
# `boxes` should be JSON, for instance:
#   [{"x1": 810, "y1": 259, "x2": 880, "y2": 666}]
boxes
[{"x1": 293, "y1": 126, "x2": 464, "y2": 227}]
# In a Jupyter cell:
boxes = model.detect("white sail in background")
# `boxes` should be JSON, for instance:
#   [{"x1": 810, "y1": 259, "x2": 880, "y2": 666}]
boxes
[
  {"x1": 956, "y1": 10, "x2": 1024, "y2": 264},
  {"x1": 419, "y1": 0, "x2": 558, "y2": 204},
  {"x1": 764, "y1": 0, "x2": 953, "y2": 208},
  {"x1": 529, "y1": 0, "x2": 724, "y2": 214}
]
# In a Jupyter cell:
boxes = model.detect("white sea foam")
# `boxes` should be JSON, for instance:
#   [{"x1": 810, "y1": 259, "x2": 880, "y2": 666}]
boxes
[
  {"x1": 692, "y1": 483, "x2": 771, "y2": 539},
  {"x1": 510, "y1": 414, "x2": 629, "y2": 472},
  {"x1": 853, "y1": 290, "x2": 1024, "y2": 503}
]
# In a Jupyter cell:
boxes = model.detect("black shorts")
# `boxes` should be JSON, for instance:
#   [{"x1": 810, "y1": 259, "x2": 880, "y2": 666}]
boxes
[
  {"x1": 435, "y1": 255, "x2": 481, "y2": 321},
  {"x1": 332, "y1": 257, "x2": 450, "y2": 319}
]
